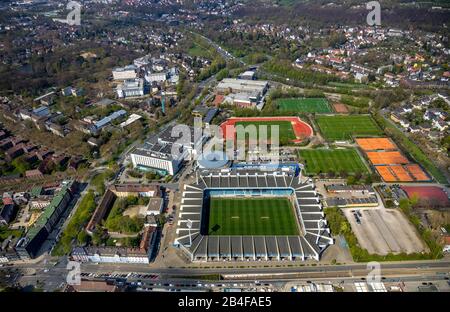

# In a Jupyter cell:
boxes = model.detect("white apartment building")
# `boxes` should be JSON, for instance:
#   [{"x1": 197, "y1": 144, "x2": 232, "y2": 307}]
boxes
[
  {"x1": 145, "y1": 72, "x2": 168, "y2": 83},
  {"x1": 116, "y1": 79, "x2": 145, "y2": 98},
  {"x1": 112, "y1": 65, "x2": 138, "y2": 81}
]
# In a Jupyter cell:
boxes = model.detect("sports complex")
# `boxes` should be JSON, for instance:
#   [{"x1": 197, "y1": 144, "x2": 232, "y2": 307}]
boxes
[
  {"x1": 175, "y1": 168, "x2": 333, "y2": 262},
  {"x1": 316, "y1": 115, "x2": 383, "y2": 141},
  {"x1": 276, "y1": 97, "x2": 332, "y2": 113},
  {"x1": 356, "y1": 137, "x2": 430, "y2": 182},
  {"x1": 220, "y1": 116, "x2": 313, "y2": 144}
]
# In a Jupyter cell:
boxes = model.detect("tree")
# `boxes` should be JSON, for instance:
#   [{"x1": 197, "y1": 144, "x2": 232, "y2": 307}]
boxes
[
  {"x1": 77, "y1": 230, "x2": 89, "y2": 245},
  {"x1": 11, "y1": 156, "x2": 31, "y2": 174},
  {"x1": 347, "y1": 175, "x2": 356, "y2": 185},
  {"x1": 340, "y1": 221, "x2": 349, "y2": 234},
  {"x1": 399, "y1": 198, "x2": 412, "y2": 214}
]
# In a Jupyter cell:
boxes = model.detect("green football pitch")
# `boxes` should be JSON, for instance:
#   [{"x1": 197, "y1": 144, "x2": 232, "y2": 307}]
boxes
[
  {"x1": 315, "y1": 115, "x2": 383, "y2": 141},
  {"x1": 208, "y1": 197, "x2": 299, "y2": 236},
  {"x1": 235, "y1": 121, "x2": 296, "y2": 142},
  {"x1": 277, "y1": 98, "x2": 332, "y2": 113},
  {"x1": 299, "y1": 148, "x2": 369, "y2": 175}
]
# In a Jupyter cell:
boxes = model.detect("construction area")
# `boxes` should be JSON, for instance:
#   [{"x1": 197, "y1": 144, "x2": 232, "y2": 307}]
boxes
[{"x1": 342, "y1": 208, "x2": 428, "y2": 255}]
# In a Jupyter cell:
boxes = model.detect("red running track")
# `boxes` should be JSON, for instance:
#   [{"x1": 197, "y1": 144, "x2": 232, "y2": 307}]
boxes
[{"x1": 220, "y1": 116, "x2": 313, "y2": 143}]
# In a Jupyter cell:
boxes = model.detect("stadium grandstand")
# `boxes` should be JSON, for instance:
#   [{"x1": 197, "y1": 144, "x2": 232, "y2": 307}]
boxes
[{"x1": 174, "y1": 169, "x2": 333, "y2": 262}]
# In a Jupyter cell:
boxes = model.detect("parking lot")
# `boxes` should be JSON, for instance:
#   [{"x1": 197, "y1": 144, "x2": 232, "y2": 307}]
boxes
[{"x1": 343, "y1": 208, "x2": 428, "y2": 255}]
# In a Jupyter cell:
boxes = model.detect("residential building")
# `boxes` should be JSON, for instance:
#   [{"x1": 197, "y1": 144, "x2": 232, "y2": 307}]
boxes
[
  {"x1": 146, "y1": 198, "x2": 164, "y2": 215},
  {"x1": 15, "y1": 181, "x2": 76, "y2": 259},
  {"x1": 112, "y1": 65, "x2": 138, "y2": 81},
  {"x1": 116, "y1": 79, "x2": 145, "y2": 98},
  {"x1": 109, "y1": 184, "x2": 159, "y2": 198},
  {"x1": 0, "y1": 204, "x2": 17, "y2": 225},
  {"x1": 93, "y1": 110, "x2": 127, "y2": 131}
]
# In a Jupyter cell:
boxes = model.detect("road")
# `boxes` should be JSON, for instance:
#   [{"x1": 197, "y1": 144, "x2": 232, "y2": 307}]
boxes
[
  {"x1": 6, "y1": 257, "x2": 449, "y2": 292},
  {"x1": 192, "y1": 32, "x2": 245, "y2": 66},
  {"x1": 7, "y1": 257, "x2": 450, "y2": 276}
]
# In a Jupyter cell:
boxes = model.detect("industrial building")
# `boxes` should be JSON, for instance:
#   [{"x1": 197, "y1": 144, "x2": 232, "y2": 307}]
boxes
[{"x1": 216, "y1": 78, "x2": 269, "y2": 109}]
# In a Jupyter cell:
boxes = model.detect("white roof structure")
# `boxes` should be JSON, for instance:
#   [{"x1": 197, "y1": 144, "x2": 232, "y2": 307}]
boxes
[{"x1": 120, "y1": 114, "x2": 142, "y2": 128}]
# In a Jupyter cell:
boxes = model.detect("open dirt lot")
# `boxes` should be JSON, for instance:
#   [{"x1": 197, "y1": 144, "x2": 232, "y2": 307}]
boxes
[
  {"x1": 123, "y1": 205, "x2": 146, "y2": 218},
  {"x1": 343, "y1": 208, "x2": 428, "y2": 255}
]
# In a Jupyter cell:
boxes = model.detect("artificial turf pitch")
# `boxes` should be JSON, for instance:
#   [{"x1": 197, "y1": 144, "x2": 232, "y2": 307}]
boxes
[
  {"x1": 235, "y1": 121, "x2": 297, "y2": 142},
  {"x1": 299, "y1": 148, "x2": 368, "y2": 175},
  {"x1": 315, "y1": 115, "x2": 383, "y2": 141},
  {"x1": 277, "y1": 98, "x2": 332, "y2": 113},
  {"x1": 208, "y1": 197, "x2": 299, "y2": 236}
]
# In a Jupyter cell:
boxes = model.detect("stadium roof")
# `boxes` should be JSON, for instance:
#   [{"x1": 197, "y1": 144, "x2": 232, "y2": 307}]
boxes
[{"x1": 175, "y1": 170, "x2": 333, "y2": 261}]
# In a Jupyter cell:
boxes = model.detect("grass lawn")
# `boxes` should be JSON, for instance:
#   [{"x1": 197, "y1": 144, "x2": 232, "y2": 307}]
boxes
[
  {"x1": 188, "y1": 42, "x2": 213, "y2": 59},
  {"x1": 299, "y1": 148, "x2": 369, "y2": 175},
  {"x1": 316, "y1": 115, "x2": 383, "y2": 141},
  {"x1": 208, "y1": 197, "x2": 299, "y2": 236},
  {"x1": 277, "y1": 98, "x2": 332, "y2": 113},
  {"x1": 235, "y1": 121, "x2": 296, "y2": 142}
]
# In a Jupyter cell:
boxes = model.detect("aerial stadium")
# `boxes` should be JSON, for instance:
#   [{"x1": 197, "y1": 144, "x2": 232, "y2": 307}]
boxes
[{"x1": 174, "y1": 168, "x2": 334, "y2": 262}]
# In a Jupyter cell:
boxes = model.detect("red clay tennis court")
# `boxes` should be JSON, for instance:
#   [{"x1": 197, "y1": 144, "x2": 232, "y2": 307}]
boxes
[
  {"x1": 401, "y1": 186, "x2": 450, "y2": 207},
  {"x1": 375, "y1": 164, "x2": 430, "y2": 182},
  {"x1": 220, "y1": 116, "x2": 313, "y2": 143},
  {"x1": 332, "y1": 103, "x2": 349, "y2": 113},
  {"x1": 367, "y1": 151, "x2": 409, "y2": 165},
  {"x1": 390, "y1": 165, "x2": 413, "y2": 182},
  {"x1": 405, "y1": 164, "x2": 430, "y2": 181},
  {"x1": 356, "y1": 138, "x2": 397, "y2": 151},
  {"x1": 375, "y1": 166, "x2": 397, "y2": 182}
]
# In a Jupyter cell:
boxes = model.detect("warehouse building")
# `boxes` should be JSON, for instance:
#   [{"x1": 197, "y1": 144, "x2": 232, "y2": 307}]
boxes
[{"x1": 216, "y1": 79, "x2": 268, "y2": 109}]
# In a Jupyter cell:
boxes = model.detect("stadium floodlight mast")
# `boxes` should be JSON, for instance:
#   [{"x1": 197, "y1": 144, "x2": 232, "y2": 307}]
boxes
[{"x1": 187, "y1": 219, "x2": 193, "y2": 247}]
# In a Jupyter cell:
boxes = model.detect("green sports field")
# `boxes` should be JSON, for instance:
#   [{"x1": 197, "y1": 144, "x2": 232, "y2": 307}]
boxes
[
  {"x1": 299, "y1": 148, "x2": 369, "y2": 175},
  {"x1": 277, "y1": 98, "x2": 332, "y2": 113},
  {"x1": 208, "y1": 197, "x2": 299, "y2": 236},
  {"x1": 316, "y1": 115, "x2": 383, "y2": 141},
  {"x1": 235, "y1": 121, "x2": 296, "y2": 142}
]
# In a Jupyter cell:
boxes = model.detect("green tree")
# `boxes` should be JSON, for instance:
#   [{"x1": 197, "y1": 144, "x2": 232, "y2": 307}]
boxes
[{"x1": 77, "y1": 230, "x2": 89, "y2": 245}]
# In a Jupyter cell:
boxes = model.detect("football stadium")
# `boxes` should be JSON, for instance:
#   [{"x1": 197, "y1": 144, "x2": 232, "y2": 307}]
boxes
[{"x1": 175, "y1": 168, "x2": 334, "y2": 262}]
